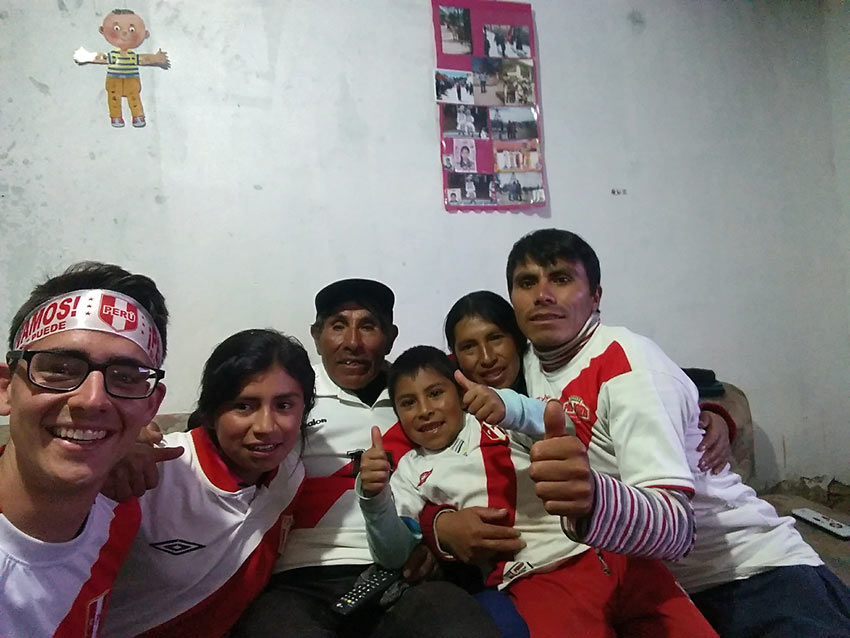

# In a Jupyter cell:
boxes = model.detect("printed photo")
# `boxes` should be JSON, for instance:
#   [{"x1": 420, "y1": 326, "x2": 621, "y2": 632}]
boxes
[
  {"x1": 489, "y1": 106, "x2": 538, "y2": 140},
  {"x1": 493, "y1": 139, "x2": 540, "y2": 172},
  {"x1": 439, "y1": 6, "x2": 472, "y2": 55},
  {"x1": 483, "y1": 24, "x2": 531, "y2": 58},
  {"x1": 442, "y1": 104, "x2": 489, "y2": 139},
  {"x1": 471, "y1": 58, "x2": 505, "y2": 107},
  {"x1": 436, "y1": 69, "x2": 475, "y2": 104},
  {"x1": 453, "y1": 139, "x2": 477, "y2": 173},
  {"x1": 494, "y1": 171, "x2": 545, "y2": 204},
  {"x1": 443, "y1": 154, "x2": 454, "y2": 171},
  {"x1": 448, "y1": 172, "x2": 497, "y2": 204},
  {"x1": 500, "y1": 59, "x2": 535, "y2": 105},
  {"x1": 446, "y1": 188, "x2": 462, "y2": 205}
]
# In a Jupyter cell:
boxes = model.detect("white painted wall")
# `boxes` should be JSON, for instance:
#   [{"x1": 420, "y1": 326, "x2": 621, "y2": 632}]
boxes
[{"x1": 1, "y1": 1, "x2": 847, "y2": 486}]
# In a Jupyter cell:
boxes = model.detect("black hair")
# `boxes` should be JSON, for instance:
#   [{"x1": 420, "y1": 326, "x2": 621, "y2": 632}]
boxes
[
  {"x1": 8, "y1": 261, "x2": 168, "y2": 359},
  {"x1": 311, "y1": 297, "x2": 394, "y2": 340},
  {"x1": 111, "y1": 8, "x2": 136, "y2": 15},
  {"x1": 188, "y1": 329, "x2": 316, "y2": 438},
  {"x1": 388, "y1": 345, "x2": 461, "y2": 412},
  {"x1": 443, "y1": 290, "x2": 528, "y2": 395},
  {"x1": 506, "y1": 228, "x2": 601, "y2": 295}
]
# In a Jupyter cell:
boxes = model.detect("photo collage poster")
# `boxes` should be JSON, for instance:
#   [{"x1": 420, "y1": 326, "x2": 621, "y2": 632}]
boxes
[{"x1": 432, "y1": 0, "x2": 545, "y2": 212}]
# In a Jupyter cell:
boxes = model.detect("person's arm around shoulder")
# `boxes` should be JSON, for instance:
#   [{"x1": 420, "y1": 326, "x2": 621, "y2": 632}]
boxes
[{"x1": 357, "y1": 426, "x2": 420, "y2": 569}]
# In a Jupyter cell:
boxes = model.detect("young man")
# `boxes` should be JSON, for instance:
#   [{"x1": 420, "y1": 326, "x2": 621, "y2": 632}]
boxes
[
  {"x1": 0, "y1": 262, "x2": 168, "y2": 637},
  {"x1": 506, "y1": 228, "x2": 850, "y2": 637},
  {"x1": 232, "y1": 279, "x2": 501, "y2": 637}
]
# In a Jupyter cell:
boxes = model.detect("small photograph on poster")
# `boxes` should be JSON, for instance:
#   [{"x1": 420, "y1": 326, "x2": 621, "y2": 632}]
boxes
[
  {"x1": 443, "y1": 154, "x2": 455, "y2": 171},
  {"x1": 471, "y1": 58, "x2": 504, "y2": 107},
  {"x1": 436, "y1": 69, "x2": 475, "y2": 104},
  {"x1": 453, "y1": 139, "x2": 477, "y2": 172},
  {"x1": 443, "y1": 104, "x2": 489, "y2": 139},
  {"x1": 494, "y1": 139, "x2": 540, "y2": 172},
  {"x1": 495, "y1": 171, "x2": 545, "y2": 204},
  {"x1": 483, "y1": 24, "x2": 531, "y2": 58},
  {"x1": 439, "y1": 6, "x2": 473, "y2": 55},
  {"x1": 448, "y1": 172, "x2": 496, "y2": 204},
  {"x1": 447, "y1": 188, "x2": 463, "y2": 205},
  {"x1": 490, "y1": 106, "x2": 538, "y2": 140},
  {"x1": 500, "y1": 60, "x2": 535, "y2": 105}
]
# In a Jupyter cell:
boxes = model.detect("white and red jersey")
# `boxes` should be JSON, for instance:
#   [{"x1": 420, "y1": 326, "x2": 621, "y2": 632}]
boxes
[
  {"x1": 279, "y1": 363, "x2": 414, "y2": 571},
  {"x1": 389, "y1": 413, "x2": 589, "y2": 589},
  {"x1": 0, "y1": 495, "x2": 140, "y2": 638},
  {"x1": 524, "y1": 324, "x2": 822, "y2": 592},
  {"x1": 104, "y1": 428, "x2": 304, "y2": 637}
]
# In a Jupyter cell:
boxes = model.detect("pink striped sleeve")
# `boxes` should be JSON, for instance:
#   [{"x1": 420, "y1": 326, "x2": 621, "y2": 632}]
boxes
[{"x1": 561, "y1": 470, "x2": 694, "y2": 560}]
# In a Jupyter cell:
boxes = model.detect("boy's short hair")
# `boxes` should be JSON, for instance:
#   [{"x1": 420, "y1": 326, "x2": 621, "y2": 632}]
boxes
[
  {"x1": 388, "y1": 345, "x2": 461, "y2": 411},
  {"x1": 8, "y1": 261, "x2": 168, "y2": 359},
  {"x1": 506, "y1": 228, "x2": 601, "y2": 294}
]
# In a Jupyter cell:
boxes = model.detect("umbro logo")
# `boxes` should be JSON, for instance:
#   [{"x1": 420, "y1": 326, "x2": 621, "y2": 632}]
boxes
[
  {"x1": 150, "y1": 539, "x2": 206, "y2": 555},
  {"x1": 306, "y1": 418, "x2": 327, "y2": 428}
]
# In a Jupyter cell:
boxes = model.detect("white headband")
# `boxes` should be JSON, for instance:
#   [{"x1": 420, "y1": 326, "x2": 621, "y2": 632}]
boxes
[{"x1": 12, "y1": 289, "x2": 164, "y2": 367}]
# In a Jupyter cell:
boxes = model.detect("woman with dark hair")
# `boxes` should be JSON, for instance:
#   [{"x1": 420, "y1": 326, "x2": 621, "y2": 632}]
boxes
[{"x1": 105, "y1": 328, "x2": 316, "y2": 637}]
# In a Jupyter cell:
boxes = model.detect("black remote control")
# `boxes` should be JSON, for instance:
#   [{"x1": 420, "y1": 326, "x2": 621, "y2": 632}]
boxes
[{"x1": 332, "y1": 566, "x2": 401, "y2": 616}]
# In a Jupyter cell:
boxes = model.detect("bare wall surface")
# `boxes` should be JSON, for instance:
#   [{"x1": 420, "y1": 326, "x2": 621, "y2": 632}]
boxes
[{"x1": 1, "y1": 1, "x2": 848, "y2": 487}]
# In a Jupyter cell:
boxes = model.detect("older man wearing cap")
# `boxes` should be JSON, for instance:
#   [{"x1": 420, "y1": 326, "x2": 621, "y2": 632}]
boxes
[
  {"x1": 0, "y1": 262, "x2": 168, "y2": 637},
  {"x1": 234, "y1": 279, "x2": 500, "y2": 638}
]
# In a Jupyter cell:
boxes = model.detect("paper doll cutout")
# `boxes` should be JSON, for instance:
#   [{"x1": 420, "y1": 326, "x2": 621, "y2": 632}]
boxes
[{"x1": 74, "y1": 9, "x2": 170, "y2": 128}]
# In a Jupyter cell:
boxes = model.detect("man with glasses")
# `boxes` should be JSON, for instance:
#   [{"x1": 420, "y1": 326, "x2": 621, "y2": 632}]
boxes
[{"x1": 0, "y1": 262, "x2": 168, "y2": 637}]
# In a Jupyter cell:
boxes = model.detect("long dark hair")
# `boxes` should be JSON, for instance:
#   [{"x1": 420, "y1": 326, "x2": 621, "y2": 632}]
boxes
[
  {"x1": 188, "y1": 329, "x2": 316, "y2": 441},
  {"x1": 443, "y1": 290, "x2": 528, "y2": 395}
]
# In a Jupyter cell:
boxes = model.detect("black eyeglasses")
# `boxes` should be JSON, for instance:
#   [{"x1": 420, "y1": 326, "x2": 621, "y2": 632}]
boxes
[{"x1": 6, "y1": 350, "x2": 164, "y2": 399}]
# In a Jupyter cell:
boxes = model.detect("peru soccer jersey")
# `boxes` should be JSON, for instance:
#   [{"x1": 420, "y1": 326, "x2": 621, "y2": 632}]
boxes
[
  {"x1": 278, "y1": 363, "x2": 415, "y2": 571},
  {"x1": 103, "y1": 428, "x2": 304, "y2": 637},
  {"x1": 523, "y1": 324, "x2": 821, "y2": 592},
  {"x1": 0, "y1": 495, "x2": 140, "y2": 638},
  {"x1": 389, "y1": 413, "x2": 589, "y2": 588}
]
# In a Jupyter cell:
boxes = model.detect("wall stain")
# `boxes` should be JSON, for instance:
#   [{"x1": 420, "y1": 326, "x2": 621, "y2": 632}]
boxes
[
  {"x1": 0, "y1": 10, "x2": 8, "y2": 20},
  {"x1": 627, "y1": 10, "x2": 646, "y2": 34},
  {"x1": 253, "y1": 184, "x2": 263, "y2": 190},
  {"x1": 89, "y1": 151, "x2": 96, "y2": 160},
  {"x1": 57, "y1": 0, "x2": 67, "y2": 12},
  {"x1": 28, "y1": 77, "x2": 51, "y2": 95},
  {"x1": 155, "y1": 194, "x2": 167, "y2": 204}
]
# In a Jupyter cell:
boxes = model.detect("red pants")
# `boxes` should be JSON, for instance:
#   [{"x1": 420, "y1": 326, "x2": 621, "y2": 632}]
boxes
[{"x1": 506, "y1": 550, "x2": 717, "y2": 638}]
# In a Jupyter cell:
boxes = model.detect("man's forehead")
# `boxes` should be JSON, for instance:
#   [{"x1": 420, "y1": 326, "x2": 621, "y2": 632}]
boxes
[
  {"x1": 28, "y1": 329, "x2": 153, "y2": 365},
  {"x1": 325, "y1": 302, "x2": 379, "y2": 321},
  {"x1": 513, "y1": 257, "x2": 582, "y2": 276}
]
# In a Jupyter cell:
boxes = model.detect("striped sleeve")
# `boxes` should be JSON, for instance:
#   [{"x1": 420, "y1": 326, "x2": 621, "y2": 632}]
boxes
[{"x1": 561, "y1": 470, "x2": 695, "y2": 560}]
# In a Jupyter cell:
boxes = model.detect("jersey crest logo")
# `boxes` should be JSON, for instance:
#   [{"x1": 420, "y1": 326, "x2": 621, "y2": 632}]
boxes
[
  {"x1": 417, "y1": 469, "x2": 433, "y2": 487},
  {"x1": 85, "y1": 590, "x2": 111, "y2": 638},
  {"x1": 481, "y1": 423, "x2": 508, "y2": 442},
  {"x1": 504, "y1": 561, "x2": 532, "y2": 579},
  {"x1": 150, "y1": 538, "x2": 206, "y2": 555},
  {"x1": 98, "y1": 295, "x2": 138, "y2": 332},
  {"x1": 563, "y1": 395, "x2": 591, "y2": 423}
]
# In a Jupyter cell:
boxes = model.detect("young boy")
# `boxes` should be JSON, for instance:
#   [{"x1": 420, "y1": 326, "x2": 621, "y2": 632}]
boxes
[
  {"x1": 358, "y1": 345, "x2": 716, "y2": 638},
  {"x1": 0, "y1": 262, "x2": 168, "y2": 636}
]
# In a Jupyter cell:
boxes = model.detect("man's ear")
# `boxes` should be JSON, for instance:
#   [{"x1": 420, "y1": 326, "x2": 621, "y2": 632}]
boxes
[
  {"x1": 310, "y1": 323, "x2": 323, "y2": 355},
  {"x1": 384, "y1": 324, "x2": 399, "y2": 355},
  {"x1": 0, "y1": 364, "x2": 11, "y2": 417},
  {"x1": 99, "y1": 26, "x2": 104, "y2": 35},
  {"x1": 141, "y1": 383, "x2": 166, "y2": 423},
  {"x1": 592, "y1": 286, "x2": 603, "y2": 312},
  {"x1": 144, "y1": 30, "x2": 150, "y2": 41}
]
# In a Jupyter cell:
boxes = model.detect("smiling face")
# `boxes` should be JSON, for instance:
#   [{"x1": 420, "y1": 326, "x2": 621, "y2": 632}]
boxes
[
  {"x1": 394, "y1": 367, "x2": 464, "y2": 451},
  {"x1": 453, "y1": 315, "x2": 521, "y2": 389},
  {"x1": 0, "y1": 329, "x2": 164, "y2": 493},
  {"x1": 312, "y1": 303, "x2": 396, "y2": 391},
  {"x1": 100, "y1": 12, "x2": 149, "y2": 51},
  {"x1": 212, "y1": 364, "x2": 305, "y2": 485},
  {"x1": 509, "y1": 258, "x2": 602, "y2": 351}
]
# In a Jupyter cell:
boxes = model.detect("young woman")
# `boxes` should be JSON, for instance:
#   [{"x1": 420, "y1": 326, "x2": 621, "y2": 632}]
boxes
[{"x1": 104, "y1": 328, "x2": 315, "y2": 637}]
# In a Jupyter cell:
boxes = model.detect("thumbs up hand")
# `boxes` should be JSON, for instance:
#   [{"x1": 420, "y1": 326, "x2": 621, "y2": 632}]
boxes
[
  {"x1": 454, "y1": 369, "x2": 506, "y2": 424},
  {"x1": 528, "y1": 401, "x2": 595, "y2": 518},
  {"x1": 360, "y1": 426, "x2": 392, "y2": 497}
]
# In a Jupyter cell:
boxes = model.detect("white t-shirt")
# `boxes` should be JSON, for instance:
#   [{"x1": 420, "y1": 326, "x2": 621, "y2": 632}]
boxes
[
  {"x1": 524, "y1": 324, "x2": 821, "y2": 593},
  {"x1": 278, "y1": 363, "x2": 414, "y2": 571},
  {"x1": 0, "y1": 494, "x2": 140, "y2": 638},
  {"x1": 104, "y1": 428, "x2": 303, "y2": 637}
]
